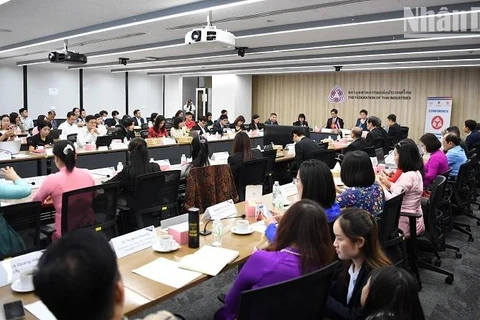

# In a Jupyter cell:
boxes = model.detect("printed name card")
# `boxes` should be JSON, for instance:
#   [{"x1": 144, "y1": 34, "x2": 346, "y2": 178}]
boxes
[
  {"x1": 110, "y1": 226, "x2": 157, "y2": 259},
  {"x1": 0, "y1": 250, "x2": 43, "y2": 287},
  {"x1": 280, "y1": 183, "x2": 298, "y2": 197},
  {"x1": 162, "y1": 138, "x2": 176, "y2": 145},
  {"x1": 211, "y1": 152, "x2": 229, "y2": 161},
  {"x1": 203, "y1": 199, "x2": 237, "y2": 221}
]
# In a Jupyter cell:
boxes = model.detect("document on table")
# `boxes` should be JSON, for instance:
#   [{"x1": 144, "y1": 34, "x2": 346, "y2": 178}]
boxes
[
  {"x1": 24, "y1": 301, "x2": 57, "y2": 320},
  {"x1": 133, "y1": 258, "x2": 202, "y2": 289},
  {"x1": 250, "y1": 221, "x2": 267, "y2": 234},
  {"x1": 178, "y1": 245, "x2": 239, "y2": 276}
]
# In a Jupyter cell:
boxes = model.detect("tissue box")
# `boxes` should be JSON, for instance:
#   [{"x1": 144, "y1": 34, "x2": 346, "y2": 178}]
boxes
[{"x1": 167, "y1": 222, "x2": 189, "y2": 245}]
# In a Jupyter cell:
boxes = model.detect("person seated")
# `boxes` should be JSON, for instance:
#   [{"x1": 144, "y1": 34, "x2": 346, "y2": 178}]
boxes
[
  {"x1": 191, "y1": 115, "x2": 209, "y2": 135},
  {"x1": 344, "y1": 127, "x2": 368, "y2": 153},
  {"x1": 114, "y1": 117, "x2": 135, "y2": 142},
  {"x1": 249, "y1": 114, "x2": 262, "y2": 131},
  {"x1": 229, "y1": 115, "x2": 246, "y2": 132},
  {"x1": 215, "y1": 199, "x2": 335, "y2": 320},
  {"x1": 293, "y1": 113, "x2": 308, "y2": 127},
  {"x1": 290, "y1": 127, "x2": 321, "y2": 174},
  {"x1": 366, "y1": 116, "x2": 388, "y2": 151},
  {"x1": 325, "y1": 208, "x2": 392, "y2": 320},
  {"x1": 336, "y1": 150, "x2": 385, "y2": 217},
  {"x1": 355, "y1": 109, "x2": 368, "y2": 131},
  {"x1": 19, "y1": 108, "x2": 33, "y2": 130},
  {"x1": 265, "y1": 159, "x2": 340, "y2": 243},
  {"x1": 419, "y1": 133, "x2": 448, "y2": 188},
  {"x1": 34, "y1": 229, "x2": 180, "y2": 320},
  {"x1": 445, "y1": 126, "x2": 468, "y2": 154},
  {"x1": 386, "y1": 114, "x2": 402, "y2": 144},
  {"x1": 212, "y1": 114, "x2": 229, "y2": 135},
  {"x1": 47, "y1": 110, "x2": 58, "y2": 129},
  {"x1": 32, "y1": 140, "x2": 95, "y2": 241},
  {"x1": 464, "y1": 119, "x2": 480, "y2": 149},
  {"x1": 0, "y1": 114, "x2": 15, "y2": 142},
  {"x1": 184, "y1": 112, "x2": 196, "y2": 130},
  {"x1": 148, "y1": 115, "x2": 169, "y2": 138},
  {"x1": 181, "y1": 136, "x2": 210, "y2": 178},
  {"x1": 28, "y1": 120, "x2": 53, "y2": 152},
  {"x1": 326, "y1": 108, "x2": 344, "y2": 129},
  {"x1": 170, "y1": 117, "x2": 187, "y2": 140},
  {"x1": 133, "y1": 109, "x2": 145, "y2": 127},
  {"x1": 216, "y1": 109, "x2": 229, "y2": 124},
  {"x1": 95, "y1": 113, "x2": 107, "y2": 136},
  {"x1": 105, "y1": 110, "x2": 120, "y2": 127},
  {"x1": 228, "y1": 132, "x2": 263, "y2": 180},
  {"x1": 174, "y1": 110, "x2": 184, "y2": 118},
  {"x1": 378, "y1": 139, "x2": 425, "y2": 237},
  {"x1": 31, "y1": 114, "x2": 48, "y2": 136},
  {"x1": 149, "y1": 113, "x2": 159, "y2": 127},
  {"x1": 442, "y1": 133, "x2": 467, "y2": 177},
  {"x1": 9, "y1": 112, "x2": 25, "y2": 133},
  {"x1": 264, "y1": 112, "x2": 278, "y2": 125},
  {"x1": 58, "y1": 112, "x2": 79, "y2": 140},
  {"x1": 360, "y1": 267, "x2": 425, "y2": 320},
  {"x1": 107, "y1": 138, "x2": 160, "y2": 208},
  {"x1": 206, "y1": 112, "x2": 214, "y2": 127},
  {"x1": 77, "y1": 115, "x2": 99, "y2": 148}
]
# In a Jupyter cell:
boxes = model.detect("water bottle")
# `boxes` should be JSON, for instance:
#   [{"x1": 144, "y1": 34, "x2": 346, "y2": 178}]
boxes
[
  {"x1": 116, "y1": 161, "x2": 123, "y2": 172},
  {"x1": 271, "y1": 142, "x2": 274, "y2": 149},
  {"x1": 188, "y1": 208, "x2": 200, "y2": 248},
  {"x1": 272, "y1": 181, "x2": 281, "y2": 208},
  {"x1": 150, "y1": 158, "x2": 154, "y2": 163},
  {"x1": 181, "y1": 154, "x2": 187, "y2": 165},
  {"x1": 212, "y1": 219, "x2": 223, "y2": 247}
]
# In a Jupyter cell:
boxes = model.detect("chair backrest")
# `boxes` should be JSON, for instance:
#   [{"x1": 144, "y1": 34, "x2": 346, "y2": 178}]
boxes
[
  {"x1": 141, "y1": 123, "x2": 149, "y2": 130},
  {"x1": 423, "y1": 176, "x2": 447, "y2": 249},
  {"x1": 134, "y1": 170, "x2": 181, "y2": 228},
  {"x1": 61, "y1": 182, "x2": 119, "y2": 240},
  {"x1": 360, "y1": 145, "x2": 376, "y2": 157},
  {"x1": 48, "y1": 129, "x2": 62, "y2": 140},
  {"x1": 238, "y1": 261, "x2": 337, "y2": 320},
  {"x1": 236, "y1": 158, "x2": 269, "y2": 201},
  {"x1": 378, "y1": 191, "x2": 405, "y2": 243},
  {"x1": 262, "y1": 149, "x2": 277, "y2": 193},
  {"x1": 140, "y1": 130, "x2": 149, "y2": 139},
  {"x1": 165, "y1": 118, "x2": 174, "y2": 130},
  {"x1": 309, "y1": 149, "x2": 336, "y2": 169},
  {"x1": 0, "y1": 202, "x2": 42, "y2": 259},
  {"x1": 452, "y1": 159, "x2": 472, "y2": 207},
  {"x1": 185, "y1": 164, "x2": 238, "y2": 213},
  {"x1": 67, "y1": 133, "x2": 77, "y2": 143}
]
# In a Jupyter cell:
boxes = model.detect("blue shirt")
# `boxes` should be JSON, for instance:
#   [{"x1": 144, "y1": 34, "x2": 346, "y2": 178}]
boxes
[{"x1": 446, "y1": 145, "x2": 467, "y2": 176}]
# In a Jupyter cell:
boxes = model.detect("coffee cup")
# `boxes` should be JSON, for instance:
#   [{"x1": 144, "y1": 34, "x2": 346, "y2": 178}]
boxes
[
  {"x1": 158, "y1": 235, "x2": 175, "y2": 251},
  {"x1": 19, "y1": 269, "x2": 34, "y2": 290},
  {"x1": 235, "y1": 220, "x2": 250, "y2": 233}
]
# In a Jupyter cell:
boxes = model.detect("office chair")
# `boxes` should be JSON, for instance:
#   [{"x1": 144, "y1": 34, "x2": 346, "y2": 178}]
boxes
[{"x1": 235, "y1": 158, "x2": 269, "y2": 201}]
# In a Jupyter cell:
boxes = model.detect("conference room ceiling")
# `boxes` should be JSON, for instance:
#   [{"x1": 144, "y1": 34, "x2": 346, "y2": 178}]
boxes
[{"x1": 1, "y1": 0, "x2": 479, "y2": 74}]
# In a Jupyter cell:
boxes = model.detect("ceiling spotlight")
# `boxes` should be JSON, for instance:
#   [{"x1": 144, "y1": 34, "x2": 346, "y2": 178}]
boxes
[
  {"x1": 119, "y1": 57, "x2": 129, "y2": 66},
  {"x1": 236, "y1": 46, "x2": 248, "y2": 58},
  {"x1": 334, "y1": 66, "x2": 343, "y2": 72}
]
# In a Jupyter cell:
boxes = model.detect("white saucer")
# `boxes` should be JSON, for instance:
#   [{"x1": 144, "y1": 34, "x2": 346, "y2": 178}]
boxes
[
  {"x1": 11, "y1": 279, "x2": 34, "y2": 293},
  {"x1": 152, "y1": 242, "x2": 180, "y2": 253},
  {"x1": 232, "y1": 226, "x2": 254, "y2": 235}
]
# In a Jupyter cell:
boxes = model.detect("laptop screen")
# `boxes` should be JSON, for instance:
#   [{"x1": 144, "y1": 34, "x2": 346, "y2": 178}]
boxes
[{"x1": 375, "y1": 148, "x2": 385, "y2": 164}]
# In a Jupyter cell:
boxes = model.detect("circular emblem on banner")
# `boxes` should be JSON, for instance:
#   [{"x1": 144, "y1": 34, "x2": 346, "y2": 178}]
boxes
[{"x1": 431, "y1": 116, "x2": 443, "y2": 130}]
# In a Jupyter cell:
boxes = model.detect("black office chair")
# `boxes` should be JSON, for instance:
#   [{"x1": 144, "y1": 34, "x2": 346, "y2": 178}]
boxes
[
  {"x1": 360, "y1": 145, "x2": 376, "y2": 157},
  {"x1": 127, "y1": 170, "x2": 181, "y2": 229},
  {"x1": 262, "y1": 149, "x2": 277, "y2": 194},
  {"x1": 310, "y1": 149, "x2": 336, "y2": 169},
  {"x1": 237, "y1": 261, "x2": 337, "y2": 320},
  {"x1": 67, "y1": 133, "x2": 77, "y2": 143},
  {"x1": 0, "y1": 202, "x2": 42, "y2": 260},
  {"x1": 235, "y1": 158, "x2": 269, "y2": 201},
  {"x1": 140, "y1": 130, "x2": 149, "y2": 139},
  {"x1": 165, "y1": 118, "x2": 174, "y2": 131},
  {"x1": 141, "y1": 123, "x2": 149, "y2": 130},
  {"x1": 48, "y1": 129, "x2": 62, "y2": 140}
]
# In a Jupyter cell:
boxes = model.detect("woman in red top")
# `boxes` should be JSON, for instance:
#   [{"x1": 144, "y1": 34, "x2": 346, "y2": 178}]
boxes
[{"x1": 147, "y1": 115, "x2": 169, "y2": 138}]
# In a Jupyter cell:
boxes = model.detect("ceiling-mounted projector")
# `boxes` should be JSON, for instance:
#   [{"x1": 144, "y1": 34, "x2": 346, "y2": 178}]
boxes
[
  {"x1": 48, "y1": 51, "x2": 87, "y2": 64},
  {"x1": 185, "y1": 25, "x2": 236, "y2": 49}
]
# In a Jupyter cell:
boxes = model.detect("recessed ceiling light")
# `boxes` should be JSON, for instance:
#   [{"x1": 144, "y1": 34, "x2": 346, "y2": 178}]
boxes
[
  {"x1": 266, "y1": 19, "x2": 274, "y2": 23},
  {"x1": 144, "y1": 57, "x2": 157, "y2": 61},
  {"x1": 0, "y1": 29, "x2": 12, "y2": 33},
  {"x1": 0, "y1": 0, "x2": 12, "y2": 6}
]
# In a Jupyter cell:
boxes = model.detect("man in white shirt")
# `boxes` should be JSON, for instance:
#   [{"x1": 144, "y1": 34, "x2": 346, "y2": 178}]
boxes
[
  {"x1": 95, "y1": 113, "x2": 107, "y2": 136},
  {"x1": 133, "y1": 109, "x2": 145, "y2": 127},
  {"x1": 58, "y1": 112, "x2": 79, "y2": 140},
  {"x1": 77, "y1": 115, "x2": 99, "y2": 147},
  {"x1": 19, "y1": 108, "x2": 34, "y2": 130},
  {"x1": 183, "y1": 99, "x2": 196, "y2": 113}
]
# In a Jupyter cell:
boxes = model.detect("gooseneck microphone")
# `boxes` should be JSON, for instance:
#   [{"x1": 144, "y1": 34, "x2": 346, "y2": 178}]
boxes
[{"x1": 200, "y1": 214, "x2": 247, "y2": 236}]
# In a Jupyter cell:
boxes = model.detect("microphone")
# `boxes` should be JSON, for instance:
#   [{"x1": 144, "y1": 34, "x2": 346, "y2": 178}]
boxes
[{"x1": 200, "y1": 214, "x2": 247, "y2": 236}]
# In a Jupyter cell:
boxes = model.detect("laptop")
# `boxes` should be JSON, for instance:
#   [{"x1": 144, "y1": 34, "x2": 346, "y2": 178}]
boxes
[
  {"x1": 0, "y1": 140, "x2": 22, "y2": 155},
  {"x1": 375, "y1": 148, "x2": 385, "y2": 165},
  {"x1": 96, "y1": 136, "x2": 113, "y2": 148}
]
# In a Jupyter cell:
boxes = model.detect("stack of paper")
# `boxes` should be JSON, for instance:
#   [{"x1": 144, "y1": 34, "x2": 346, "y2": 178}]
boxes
[{"x1": 178, "y1": 245, "x2": 239, "y2": 276}]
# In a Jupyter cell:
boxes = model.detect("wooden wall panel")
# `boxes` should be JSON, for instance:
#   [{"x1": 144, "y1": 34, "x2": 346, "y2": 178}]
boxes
[{"x1": 252, "y1": 69, "x2": 480, "y2": 142}]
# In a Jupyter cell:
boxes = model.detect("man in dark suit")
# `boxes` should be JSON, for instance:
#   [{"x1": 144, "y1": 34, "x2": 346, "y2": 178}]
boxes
[
  {"x1": 326, "y1": 108, "x2": 344, "y2": 129},
  {"x1": 464, "y1": 119, "x2": 480, "y2": 150},
  {"x1": 133, "y1": 109, "x2": 145, "y2": 127},
  {"x1": 191, "y1": 115, "x2": 210, "y2": 135},
  {"x1": 104, "y1": 110, "x2": 120, "y2": 127},
  {"x1": 387, "y1": 114, "x2": 402, "y2": 144},
  {"x1": 344, "y1": 127, "x2": 368, "y2": 153},
  {"x1": 366, "y1": 116, "x2": 388, "y2": 153},
  {"x1": 212, "y1": 114, "x2": 229, "y2": 134},
  {"x1": 290, "y1": 127, "x2": 322, "y2": 173},
  {"x1": 264, "y1": 113, "x2": 279, "y2": 125}
]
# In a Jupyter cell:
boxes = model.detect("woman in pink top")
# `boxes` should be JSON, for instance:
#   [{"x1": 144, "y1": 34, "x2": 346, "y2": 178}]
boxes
[
  {"x1": 379, "y1": 139, "x2": 425, "y2": 237},
  {"x1": 419, "y1": 133, "x2": 449, "y2": 188},
  {"x1": 32, "y1": 140, "x2": 95, "y2": 241}
]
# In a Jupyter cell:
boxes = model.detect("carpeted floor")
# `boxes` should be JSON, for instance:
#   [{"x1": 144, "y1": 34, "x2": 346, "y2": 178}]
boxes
[{"x1": 130, "y1": 207, "x2": 480, "y2": 320}]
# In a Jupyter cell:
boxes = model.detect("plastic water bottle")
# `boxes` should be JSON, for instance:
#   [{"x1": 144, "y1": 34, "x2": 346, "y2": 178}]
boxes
[
  {"x1": 150, "y1": 158, "x2": 154, "y2": 163},
  {"x1": 212, "y1": 219, "x2": 223, "y2": 247},
  {"x1": 116, "y1": 161, "x2": 123, "y2": 172},
  {"x1": 123, "y1": 137, "x2": 127, "y2": 145},
  {"x1": 272, "y1": 181, "x2": 281, "y2": 208},
  {"x1": 257, "y1": 145, "x2": 261, "y2": 151},
  {"x1": 181, "y1": 154, "x2": 187, "y2": 165}
]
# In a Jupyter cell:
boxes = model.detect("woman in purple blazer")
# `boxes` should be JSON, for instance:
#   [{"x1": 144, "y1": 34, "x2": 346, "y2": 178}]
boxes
[
  {"x1": 214, "y1": 200, "x2": 335, "y2": 320},
  {"x1": 420, "y1": 133, "x2": 449, "y2": 188}
]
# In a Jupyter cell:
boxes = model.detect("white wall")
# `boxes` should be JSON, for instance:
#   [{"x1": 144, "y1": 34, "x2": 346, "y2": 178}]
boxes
[
  {"x1": 83, "y1": 69, "x2": 125, "y2": 116},
  {"x1": 0, "y1": 66, "x2": 23, "y2": 112},
  {"x1": 128, "y1": 72, "x2": 163, "y2": 120},
  {"x1": 164, "y1": 75, "x2": 182, "y2": 118},
  {"x1": 27, "y1": 64, "x2": 79, "y2": 118},
  {"x1": 235, "y1": 75, "x2": 252, "y2": 121},
  {"x1": 212, "y1": 74, "x2": 252, "y2": 121},
  {"x1": 182, "y1": 77, "x2": 197, "y2": 104}
]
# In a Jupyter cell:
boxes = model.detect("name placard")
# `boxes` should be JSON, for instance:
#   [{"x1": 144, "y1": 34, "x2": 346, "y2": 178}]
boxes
[
  {"x1": 110, "y1": 226, "x2": 157, "y2": 259},
  {"x1": 211, "y1": 152, "x2": 229, "y2": 161},
  {"x1": 203, "y1": 199, "x2": 237, "y2": 221},
  {"x1": 280, "y1": 183, "x2": 298, "y2": 197},
  {"x1": 155, "y1": 159, "x2": 171, "y2": 171},
  {"x1": 162, "y1": 138, "x2": 176, "y2": 145},
  {"x1": 0, "y1": 251, "x2": 43, "y2": 288}
]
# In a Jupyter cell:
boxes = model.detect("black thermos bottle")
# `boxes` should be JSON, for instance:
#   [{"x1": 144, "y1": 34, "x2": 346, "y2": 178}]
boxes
[{"x1": 188, "y1": 207, "x2": 200, "y2": 248}]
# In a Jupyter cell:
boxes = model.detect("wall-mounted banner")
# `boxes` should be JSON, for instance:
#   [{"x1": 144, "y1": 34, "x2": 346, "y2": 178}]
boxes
[
  {"x1": 424, "y1": 97, "x2": 452, "y2": 139},
  {"x1": 328, "y1": 85, "x2": 346, "y2": 103}
]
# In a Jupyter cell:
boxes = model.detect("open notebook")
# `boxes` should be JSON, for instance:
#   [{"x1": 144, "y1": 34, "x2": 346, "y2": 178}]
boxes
[{"x1": 178, "y1": 246, "x2": 239, "y2": 276}]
